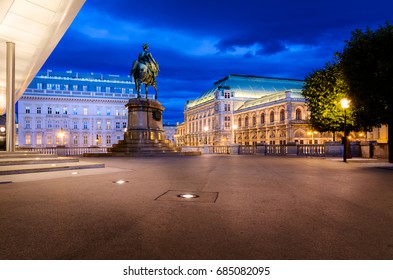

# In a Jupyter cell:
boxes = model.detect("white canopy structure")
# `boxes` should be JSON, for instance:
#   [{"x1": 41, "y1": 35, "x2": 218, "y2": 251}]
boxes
[{"x1": 0, "y1": 0, "x2": 85, "y2": 151}]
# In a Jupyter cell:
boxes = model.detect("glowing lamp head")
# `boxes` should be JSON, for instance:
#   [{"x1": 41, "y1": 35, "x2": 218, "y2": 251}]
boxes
[{"x1": 340, "y1": 98, "x2": 350, "y2": 109}]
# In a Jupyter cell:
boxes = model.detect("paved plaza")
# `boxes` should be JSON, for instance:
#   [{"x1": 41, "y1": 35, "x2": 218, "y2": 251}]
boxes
[{"x1": 1, "y1": 155, "x2": 393, "y2": 260}]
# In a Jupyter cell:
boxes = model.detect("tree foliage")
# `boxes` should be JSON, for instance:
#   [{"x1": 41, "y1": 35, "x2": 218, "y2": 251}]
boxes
[
  {"x1": 340, "y1": 21, "x2": 393, "y2": 162},
  {"x1": 302, "y1": 61, "x2": 358, "y2": 134}
]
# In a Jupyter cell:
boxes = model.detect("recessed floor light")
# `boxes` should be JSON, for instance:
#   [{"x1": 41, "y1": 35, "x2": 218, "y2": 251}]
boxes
[
  {"x1": 113, "y1": 180, "x2": 128, "y2": 184},
  {"x1": 178, "y1": 194, "x2": 199, "y2": 199},
  {"x1": 51, "y1": 164, "x2": 56, "y2": 167},
  {"x1": 71, "y1": 171, "x2": 78, "y2": 175}
]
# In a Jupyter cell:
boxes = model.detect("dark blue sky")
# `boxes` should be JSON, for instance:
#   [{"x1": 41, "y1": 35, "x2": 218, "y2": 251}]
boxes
[{"x1": 42, "y1": 0, "x2": 393, "y2": 124}]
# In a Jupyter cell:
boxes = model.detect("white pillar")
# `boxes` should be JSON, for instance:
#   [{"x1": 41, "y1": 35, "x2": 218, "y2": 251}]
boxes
[{"x1": 6, "y1": 42, "x2": 16, "y2": 152}]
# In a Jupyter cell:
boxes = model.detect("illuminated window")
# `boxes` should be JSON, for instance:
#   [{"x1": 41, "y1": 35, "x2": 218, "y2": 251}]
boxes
[
  {"x1": 73, "y1": 136, "x2": 78, "y2": 145},
  {"x1": 83, "y1": 108, "x2": 88, "y2": 115},
  {"x1": 47, "y1": 135, "x2": 52, "y2": 145},
  {"x1": 97, "y1": 121, "x2": 102, "y2": 130},
  {"x1": 36, "y1": 135, "x2": 42, "y2": 145},
  {"x1": 106, "y1": 121, "x2": 111, "y2": 130},
  {"x1": 25, "y1": 135, "x2": 31, "y2": 145}
]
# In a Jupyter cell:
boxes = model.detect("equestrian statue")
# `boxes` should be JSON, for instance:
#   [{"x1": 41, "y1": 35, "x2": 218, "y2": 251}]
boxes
[{"x1": 130, "y1": 43, "x2": 159, "y2": 99}]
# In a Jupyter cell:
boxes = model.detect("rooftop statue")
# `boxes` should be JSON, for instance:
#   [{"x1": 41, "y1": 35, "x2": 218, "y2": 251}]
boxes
[{"x1": 131, "y1": 43, "x2": 159, "y2": 99}]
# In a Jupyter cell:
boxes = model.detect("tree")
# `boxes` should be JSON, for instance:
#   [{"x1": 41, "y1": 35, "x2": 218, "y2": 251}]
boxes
[
  {"x1": 341, "y1": 22, "x2": 393, "y2": 162},
  {"x1": 302, "y1": 61, "x2": 358, "y2": 140}
]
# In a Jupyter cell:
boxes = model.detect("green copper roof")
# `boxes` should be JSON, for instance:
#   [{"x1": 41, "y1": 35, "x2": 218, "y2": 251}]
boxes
[
  {"x1": 187, "y1": 74, "x2": 304, "y2": 108},
  {"x1": 237, "y1": 89, "x2": 305, "y2": 111}
]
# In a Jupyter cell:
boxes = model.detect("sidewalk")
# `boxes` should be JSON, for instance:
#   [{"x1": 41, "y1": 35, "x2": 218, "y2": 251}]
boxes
[{"x1": 1, "y1": 156, "x2": 392, "y2": 259}]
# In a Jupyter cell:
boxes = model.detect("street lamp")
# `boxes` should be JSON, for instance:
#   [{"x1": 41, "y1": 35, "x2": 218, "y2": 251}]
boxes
[
  {"x1": 203, "y1": 126, "x2": 208, "y2": 144},
  {"x1": 58, "y1": 127, "x2": 64, "y2": 146},
  {"x1": 340, "y1": 98, "x2": 350, "y2": 162},
  {"x1": 232, "y1": 124, "x2": 238, "y2": 144}
]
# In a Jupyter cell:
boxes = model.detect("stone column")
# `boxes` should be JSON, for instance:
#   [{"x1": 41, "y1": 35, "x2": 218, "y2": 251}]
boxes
[{"x1": 6, "y1": 42, "x2": 16, "y2": 152}]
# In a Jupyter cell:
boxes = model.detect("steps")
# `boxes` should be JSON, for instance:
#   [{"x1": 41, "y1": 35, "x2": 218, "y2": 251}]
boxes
[
  {"x1": 0, "y1": 152, "x2": 105, "y2": 175},
  {"x1": 85, "y1": 138, "x2": 188, "y2": 157}
]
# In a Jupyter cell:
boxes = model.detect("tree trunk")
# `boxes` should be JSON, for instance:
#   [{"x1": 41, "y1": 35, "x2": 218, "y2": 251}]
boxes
[{"x1": 388, "y1": 122, "x2": 393, "y2": 163}]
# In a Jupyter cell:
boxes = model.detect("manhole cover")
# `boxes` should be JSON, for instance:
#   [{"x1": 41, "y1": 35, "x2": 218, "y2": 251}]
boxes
[{"x1": 155, "y1": 190, "x2": 218, "y2": 203}]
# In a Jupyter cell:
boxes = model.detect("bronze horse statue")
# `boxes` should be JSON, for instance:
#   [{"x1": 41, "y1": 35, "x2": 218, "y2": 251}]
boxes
[{"x1": 130, "y1": 60, "x2": 158, "y2": 99}]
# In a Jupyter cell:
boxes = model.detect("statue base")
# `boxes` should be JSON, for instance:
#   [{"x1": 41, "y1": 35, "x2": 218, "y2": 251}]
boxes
[{"x1": 86, "y1": 98, "x2": 181, "y2": 157}]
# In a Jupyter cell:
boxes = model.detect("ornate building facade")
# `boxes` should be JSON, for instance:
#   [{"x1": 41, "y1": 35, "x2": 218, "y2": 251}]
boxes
[
  {"x1": 16, "y1": 70, "x2": 134, "y2": 147},
  {"x1": 176, "y1": 74, "x2": 334, "y2": 146}
]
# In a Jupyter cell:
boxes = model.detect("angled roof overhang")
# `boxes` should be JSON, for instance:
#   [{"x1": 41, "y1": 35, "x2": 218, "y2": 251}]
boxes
[{"x1": 0, "y1": 0, "x2": 85, "y2": 115}]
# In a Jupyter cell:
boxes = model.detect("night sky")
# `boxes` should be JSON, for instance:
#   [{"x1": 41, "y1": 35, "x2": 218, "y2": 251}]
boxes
[{"x1": 42, "y1": 0, "x2": 393, "y2": 124}]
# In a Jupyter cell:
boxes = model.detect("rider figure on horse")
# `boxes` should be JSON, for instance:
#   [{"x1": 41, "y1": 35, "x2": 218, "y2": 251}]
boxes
[{"x1": 138, "y1": 43, "x2": 159, "y2": 81}]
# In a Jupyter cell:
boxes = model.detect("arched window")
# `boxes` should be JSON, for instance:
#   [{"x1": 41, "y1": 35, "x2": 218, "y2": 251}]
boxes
[
  {"x1": 296, "y1": 108, "x2": 302, "y2": 120},
  {"x1": 245, "y1": 116, "x2": 249, "y2": 127},
  {"x1": 238, "y1": 117, "x2": 242, "y2": 128},
  {"x1": 280, "y1": 109, "x2": 285, "y2": 121},
  {"x1": 261, "y1": 113, "x2": 265, "y2": 124},
  {"x1": 270, "y1": 111, "x2": 275, "y2": 123},
  {"x1": 252, "y1": 115, "x2": 256, "y2": 126}
]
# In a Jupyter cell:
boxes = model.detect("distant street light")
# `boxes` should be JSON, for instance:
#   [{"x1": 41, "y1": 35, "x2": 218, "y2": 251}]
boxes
[
  {"x1": 340, "y1": 98, "x2": 350, "y2": 162},
  {"x1": 58, "y1": 127, "x2": 64, "y2": 146},
  {"x1": 307, "y1": 130, "x2": 317, "y2": 144},
  {"x1": 232, "y1": 124, "x2": 238, "y2": 144},
  {"x1": 203, "y1": 126, "x2": 208, "y2": 144}
]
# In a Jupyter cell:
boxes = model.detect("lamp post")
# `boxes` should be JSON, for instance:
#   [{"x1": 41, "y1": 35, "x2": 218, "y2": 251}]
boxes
[
  {"x1": 307, "y1": 131, "x2": 317, "y2": 144},
  {"x1": 203, "y1": 126, "x2": 208, "y2": 144},
  {"x1": 232, "y1": 124, "x2": 238, "y2": 144},
  {"x1": 58, "y1": 128, "x2": 64, "y2": 146},
  {"x1": 340, "y1": 98, "x2": 350, "y2": 162}
]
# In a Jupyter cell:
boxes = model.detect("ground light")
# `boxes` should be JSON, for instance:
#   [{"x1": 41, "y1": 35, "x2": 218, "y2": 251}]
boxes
[
  {"x1": 177, "y1": 193, "x2": 199, "y2": 199},
  {"x1": 113, "y1": 180, "x2": 128, "y2": 184}
]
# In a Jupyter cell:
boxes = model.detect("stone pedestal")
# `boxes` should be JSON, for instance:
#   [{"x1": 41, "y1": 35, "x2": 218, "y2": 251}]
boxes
[
  {"x1": 107, "y1": 98, "x2": 179, "y2": 156},
  {"x1": 124, "y1": 98, "x2": 165, "y2": 141}
]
